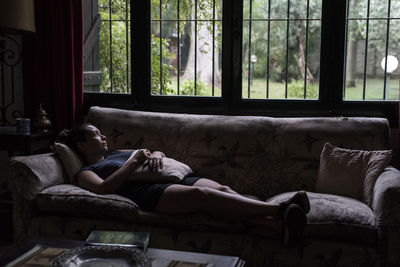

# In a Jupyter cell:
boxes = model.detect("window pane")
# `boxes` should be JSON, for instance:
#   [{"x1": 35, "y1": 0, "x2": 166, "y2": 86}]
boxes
[
  {"x1": 388, "y1": 19, "x2": 400, "y2": 100},
  {"x1": 163, "y1": 0, "x2": 178, "y2": 20},
  {"x1": 96, "y1": 0, "x2": 131, "y2": 93},
  {"x1": 289, "y1": 0, "x2": 308, "y2": 19},
  {"x1": 348, "y1": 0, "x2": 367, "y2": 19},
  {"x1": 365, "y1": 20, "x2": 386, "y2": 100},
  {"x1": 344, "y1": 0, "x2": 399, "y2": 101},
  {"x1": 112, "y1": 0, "x2": 129, "y2": 20},
  {"x1": 270, "y1": 0, "x2": 288, "y2": 19},
  {"x1": 244, "y1": 0, "x2": 269, "y2": 20},
  {"x1": 99, "y1": 21, "x2": 111, "y2": 92},
  {"x1": 151, "y1": 0, "x2": 222, "y2": 97},
  {"x1": 370, "y1": 0, "x2": 388, "y2": 18},
  {"x1": 242, "y1": 0, "x2": 321, "y2": 100},
  {"x1": 99, "y1": 0, "x2": 110, "y2": 20}
]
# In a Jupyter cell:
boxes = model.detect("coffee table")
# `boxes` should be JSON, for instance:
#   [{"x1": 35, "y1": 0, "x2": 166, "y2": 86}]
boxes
[{"x1": 0, "y1": 237, "x2": 245, "y2": 267}]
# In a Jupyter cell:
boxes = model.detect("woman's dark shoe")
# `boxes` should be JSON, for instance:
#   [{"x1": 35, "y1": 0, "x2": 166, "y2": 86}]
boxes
[
  {"x1": 278, "y1": 191, "x2": 310, "y2": 217},
  {"x1": 283, "y1": 204, "x2": 307, "y2": 248}
]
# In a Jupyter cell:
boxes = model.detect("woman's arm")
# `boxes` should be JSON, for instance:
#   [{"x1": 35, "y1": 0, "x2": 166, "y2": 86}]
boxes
[{"x1": 77, "y1": 149, "x2": 149, "y2": 194}]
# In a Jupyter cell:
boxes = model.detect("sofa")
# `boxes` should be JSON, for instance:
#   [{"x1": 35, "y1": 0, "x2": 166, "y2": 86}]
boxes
[{"x1": 7, "y1": 106, "x2": 400, "y2": 267}]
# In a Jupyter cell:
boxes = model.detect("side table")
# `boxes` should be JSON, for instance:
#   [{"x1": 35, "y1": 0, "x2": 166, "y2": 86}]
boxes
[{"x1": 0, "y1": 130, "x2": 56, "y2": 156}]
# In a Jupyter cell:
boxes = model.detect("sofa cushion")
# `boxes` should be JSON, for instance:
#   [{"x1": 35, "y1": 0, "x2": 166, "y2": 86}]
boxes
[
  {"x1": 316, "y1": 143, "x2": 392, "y2": 205},
  {"x1": 36, "y1": 184, "x2": 247, "y2": 233},
  {"x1": 37, "y1": 184, "x2": 139, "y2": 221},
  {"x1": 53, "y1": 142, "x2": 84, "y2": 184},
  {"x1": 267, "y1": 191, "x2": 378, "y2": 246}
]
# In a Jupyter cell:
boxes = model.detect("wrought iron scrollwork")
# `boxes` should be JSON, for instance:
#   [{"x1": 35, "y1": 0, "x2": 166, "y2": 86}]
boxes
[{"x1": 0, "y1": 33, "x2": 23, "y2": 126}]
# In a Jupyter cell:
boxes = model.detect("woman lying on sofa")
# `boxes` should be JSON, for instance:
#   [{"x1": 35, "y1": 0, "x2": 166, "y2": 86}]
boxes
[{"x1": 57, "y1": 123, "x2": 310, "y2": 248}]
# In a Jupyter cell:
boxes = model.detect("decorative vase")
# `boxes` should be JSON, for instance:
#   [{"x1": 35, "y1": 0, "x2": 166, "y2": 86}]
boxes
[{"x1": 32, "y1": 103, "x2": 52, "y2": 133}]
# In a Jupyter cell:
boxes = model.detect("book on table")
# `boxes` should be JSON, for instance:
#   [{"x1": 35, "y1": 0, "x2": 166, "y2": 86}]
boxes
[{"x1": 85, "y1": 230, "x2": 149, "y2": 252}]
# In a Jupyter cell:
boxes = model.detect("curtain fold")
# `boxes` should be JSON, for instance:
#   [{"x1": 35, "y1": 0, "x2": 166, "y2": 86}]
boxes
[{"x1": 23, "y1": 0, "x2": 83, "y2": 131}]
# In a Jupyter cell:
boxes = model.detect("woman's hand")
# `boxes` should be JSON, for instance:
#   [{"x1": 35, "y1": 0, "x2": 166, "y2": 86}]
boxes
[
  {"x1": 128, "y1": 149, "x2": 151, "y2": 165},
  {"x1": 148, "y1": 151, "x2": 165, "y2": 172}
]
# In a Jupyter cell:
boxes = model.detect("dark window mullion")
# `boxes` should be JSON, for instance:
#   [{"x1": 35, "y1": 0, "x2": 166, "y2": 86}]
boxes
[
  {"x1": 195, "y1": 0, "x2": 198, "y2": 95},
  {"x1": 159, "y1": 0, "x2": 163, "y2": 95},
  {"x1": 362, "y1": 0, "x2": 371, "y2": 100},
  {"x1": 126, "y1": 0, "x2": 129, "y2": 92},
  {"x1": 266, "y1": 0, "x2": 271, "y2": 99},
  {"x1": 212, "y1": 0, "x2": 216, "y2": 96},
  {"x1": 303, "y1": 0, "x2": 310, "y2": 99},
  {"x1": 285, "y1": 0, "x2": 290, "y2": 99},
  {"x1": 247, "y1": 0, "x2": 253, "y2": 98},
  {"x1": 177, "y1": 0, "x2": 180, "y2": 95},
  {"x1": 343, "y1": 0, "x2": 350, "y2": 100},
  {"x1": 383, "y1": 0, "x2": 391, "y2": 100},
  {"x1": 109, "y1": 0, "x2": 113, "y2": 92}
]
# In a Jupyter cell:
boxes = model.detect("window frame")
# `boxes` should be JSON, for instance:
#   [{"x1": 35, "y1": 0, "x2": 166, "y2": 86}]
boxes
[{"x1": 84, "y1": 0, "x2": 399, "y2": 126}]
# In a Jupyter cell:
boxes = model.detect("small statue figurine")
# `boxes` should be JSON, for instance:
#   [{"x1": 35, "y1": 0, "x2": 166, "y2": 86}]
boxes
[{"x1": 32, "y1": 103, "x2": 52, "y2": 132}]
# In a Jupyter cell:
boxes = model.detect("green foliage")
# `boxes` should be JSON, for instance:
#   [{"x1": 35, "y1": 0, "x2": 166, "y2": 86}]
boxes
[
  {"x1": 347, "y1": 0, "x2": 400, "y2": 54},
  {"x1": 242, "y1": 0, "x2": 322, "y2": 83},
  {"x1": 98, "y1": 0, "x2": 130, "y2": 93},
  {"x1": 180, "y1": 80, "x2": 207, "y2": 95},
  {"x1": 151, "y1": 35, "x2": 175, "y2": 95},
  {"x1": 287, "y1": 80, "x2": 318, "y2": 99}
]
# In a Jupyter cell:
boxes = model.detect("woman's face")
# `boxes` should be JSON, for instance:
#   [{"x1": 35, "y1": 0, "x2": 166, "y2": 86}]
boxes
[{"x1": 78, "y1": 125, "x2": 108, "y2": 155}]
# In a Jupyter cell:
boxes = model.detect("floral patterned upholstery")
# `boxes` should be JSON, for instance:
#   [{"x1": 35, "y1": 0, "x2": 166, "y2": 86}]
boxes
[
  {"x1": 8, "y1": 106, "x2": 400, "y2": 267},
  {"x1": 267, "y1": 191, "x2": 377, "y2": 245}
]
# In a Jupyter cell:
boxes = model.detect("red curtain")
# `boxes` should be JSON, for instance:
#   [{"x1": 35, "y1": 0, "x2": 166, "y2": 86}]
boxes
[{"x1": 23, "y1": 0, "x2": 83, "y2": 131}]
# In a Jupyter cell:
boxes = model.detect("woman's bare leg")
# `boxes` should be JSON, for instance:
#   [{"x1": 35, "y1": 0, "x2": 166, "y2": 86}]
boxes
[
  {"x1": 155, "y1": 184, "x2": 280, "y2": 220},
  {"x1": 192, "y1": 178, "x2": 240, "y2": 195}
]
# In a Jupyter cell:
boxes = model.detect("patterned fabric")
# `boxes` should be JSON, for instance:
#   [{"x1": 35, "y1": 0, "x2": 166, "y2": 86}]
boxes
[
  {"x1": 87, "y1": 107, "x2": 391, "y2": 200},
  {"x1": 316, "y1": 143, "x2": 392, "y2": 205},
  {"x1": 8, "y1": 106, "x2": 400, "y2": 267},
  {"x1": 36, "y1": 184, "x2": 139, "y2": 221},
  {"x1": 53, "y1": 142, "x2": 84, "y2": 184},
  {"x1": 372, "y1": 166, "x2": 400, "y2": 226},
  {"x1": 8, "y1": 153, "x2": 66, "y2": 199},
  {"x1": 267, "y1": 191, "x2": 377, "y2": 245}
]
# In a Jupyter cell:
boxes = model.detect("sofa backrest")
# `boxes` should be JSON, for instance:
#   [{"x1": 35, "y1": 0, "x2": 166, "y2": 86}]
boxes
[{"x1": 87, "y1": 106, "x2": 391, "y2": 199}]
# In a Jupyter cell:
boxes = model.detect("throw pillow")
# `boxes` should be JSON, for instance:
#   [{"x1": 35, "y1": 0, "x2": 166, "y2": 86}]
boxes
[
  {"x1": 316, "y1": 142, "x2": 392, "y2": 205},
  {"x1": 53, "y1": 142, "x2": 84, "y2": 184},
  {"x1": 128, "y1": 156, "x2": 193, "y2": 183}
]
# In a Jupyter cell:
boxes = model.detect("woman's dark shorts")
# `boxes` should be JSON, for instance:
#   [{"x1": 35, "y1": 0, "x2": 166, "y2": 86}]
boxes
[{"x1": 117, "y1": 176, "x2": 202, "y2": 211}]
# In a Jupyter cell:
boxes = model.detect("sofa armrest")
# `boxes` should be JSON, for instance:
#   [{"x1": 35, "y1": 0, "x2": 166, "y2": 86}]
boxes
[
  {"x1": 8, "y1": 153, "x2": 66, "y2": 200},
  {"x1": 372, "y1": 166, "x2": 400, "y2": 226}
]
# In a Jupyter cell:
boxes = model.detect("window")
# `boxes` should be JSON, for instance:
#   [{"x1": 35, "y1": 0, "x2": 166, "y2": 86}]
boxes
[
  {"x1": 344, "y1": 0, "x2": 400, "y2": 101},
  {"x1": 83, "y1": 0, "x2": 399, "y2": 126},
  {"x1": 242, "y1": 0, "x2": 322, "y2": 100},
  {"x1": 151, "y1": 1, "x2": 223, "y2": 96}
]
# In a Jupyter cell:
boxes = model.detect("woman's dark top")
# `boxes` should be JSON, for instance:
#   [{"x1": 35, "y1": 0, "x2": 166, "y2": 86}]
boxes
[
  {"x1": 80, "y1": 151, "x2": 133, "y2": 179},
  {"x1": 79, "y1": 150, "x2": 201, "y2": 211}
]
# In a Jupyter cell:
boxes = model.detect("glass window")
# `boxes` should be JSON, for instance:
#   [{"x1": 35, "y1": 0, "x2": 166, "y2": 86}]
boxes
[
  {"x1": 242, "y1": 0, "x2": 322, "y2": 99},
  {"x1": 98, "y1": 0, "x2": 131, "y2": 93},
  {"x1": 150, "y1": 0, "x2": 223, "y2": 96},
  {"x1": 344, "y1": 0, "x2": 400, "y2": 100}
]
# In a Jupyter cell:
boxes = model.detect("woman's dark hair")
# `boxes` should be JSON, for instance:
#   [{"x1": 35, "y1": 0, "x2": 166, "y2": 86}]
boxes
[{"x1": 56, "y1": 123, "x2": 92, "y2": 153}]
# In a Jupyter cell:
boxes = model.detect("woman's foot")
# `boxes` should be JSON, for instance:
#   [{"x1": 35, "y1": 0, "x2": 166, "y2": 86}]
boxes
[
  {"x1": 283, "y1": 204, "x2": 307, "y2": 248},
  {"x1": 278, "y1": 191, "x2": 310, "y2": 217}
]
